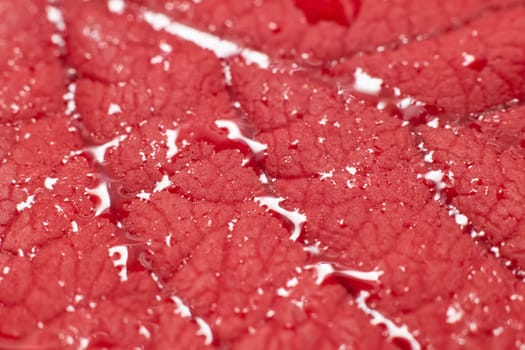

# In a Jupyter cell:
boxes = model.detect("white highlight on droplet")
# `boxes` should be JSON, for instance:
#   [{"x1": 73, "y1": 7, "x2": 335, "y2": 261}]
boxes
[
  {"x1": 165, "y1": 232, "x2": 173, "y2": 247},
  {"x1": 138, "y1": 325, "x2": 151, "y2": 339},
  {"x1": 107, "y1": 0, "x2": 125, "y2": 14},
  {"x1": 345, "y1": 166, "x2": 357, "y2": 175},
  {"x1": 303, "y1": 241, "x2": 321, "y2": 255},
  {"x1": 423, "y1": 170, "x2": 446, "y2": 190},
  {"x1": 455, "y1": 213, "x2": 468, "y2": 226},
  {"x1": 150, "y1": 55, "x2": 163, "y2": 64},
  {"x1": 353, "y1": 68, "x2": 383, "y2": 95},
  {"x1": 165, "y1": 129, "x2": 179, "y2": 158},
  {"x1": 215, "y1": 120, "x2": 267, "y2": 154},
  {"x1": 396, "y1": 97, "x2": 411, "y2": 110},
  {"x1": 51, "y1": 33, "x2": 65, "y2": 47},
  {"x1": 78, "y1": 337, "x2": 90, "y2": 350},
  {"x1": 286, "y1": 277, "x2": 299, "y2": 288},
  {"x1": 307, "y1": 262, "x2": 384, "y2": 285},
  {"x1": 143, "y1": 11, "x2": 269, "y2": 68},
  {"x1": 170, "y1": 295, "x2": 192, "y2": 318},
  {"x1": 46, "y1": 6, "x2": 65, "y2": 31},
  {"x1": 136, "y1": 191, "x2": 151, "y2": 201},
  {"x1": 446, "y1": 304, "x2": 464, "y2": 324},
  {"x1": 259, "y1": 173, "x2": 269, "y2": 185},
  {"x1": 64, "y1": 83, "x2": 77, "y2": 116},
  {"x1": 356, "y1": 291, "x2": 421, "y2": 350},
  {"x1": 86, "y1": 134, "x2": 127, "y2": 163},
  {"x1": 160, "y1": 42, "x2": 173, "y2": 53},
  {"x1": 44, "y1": 177, "x2": 58, "y2": 190},
  {"x1": 276, "y1": 287, "x2": 290, "y2": 297},
  {"x1": 195, "y1": 317, "x2": 214, "y2": 346},
  {"x1": 108, "y1": 103, "x2": 122, "y2": 115},
  {"x1": 423, "y1": 151, "x2": 434, "y2": 163},
  {"x1": 254, "y1": 196, "x2": 307, "y2": 241},
  {"x1": 169, "y1": 294, "x2": 214, "y2": 345},
  {"x1": 154, "y1": 175, "x2": 172, "y2": 192},
  {"x1": 86, "y1": 181, "x2": 111, "y2": 216},
  {"x1": 419, "y1": 154, "x2": 473, "y2": 229},
  {"x1": 448, "y1": 206, "x2": 469, "y2": 228},
  {"x1": 71, "y1": 220, "x2": 79, "y2": 233},
  {"x1": 462, "y1": 52, "x2": 476, "y2": 67},
  {"x1": 427, "y1": 118, "x2": 439, "y2": 128},
  {"x1": 318, "y1": 169, "x2": 334, "y2": 180},
  {"x1": 16, "y1": 195, "x2": 35, "y2": 212},
  {"x1": 108, "y1": 245, "x2": 128, "y2": 282},
  {"x1": 226, "y1": 220, "x2": 234, "y2": 232}
]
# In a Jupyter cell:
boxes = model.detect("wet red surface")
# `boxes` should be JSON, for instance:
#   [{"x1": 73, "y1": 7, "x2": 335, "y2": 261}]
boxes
[
  {"x1": 1, "y1": 0, "x2": 525, "y2": 349},
  {"x1": 131, "y1": 0, "x2": 525, "y2": 61}
]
